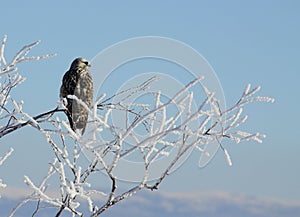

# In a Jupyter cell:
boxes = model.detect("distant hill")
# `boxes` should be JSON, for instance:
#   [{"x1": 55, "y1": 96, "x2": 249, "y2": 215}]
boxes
[{"x1": 1, "y1": 191, "x2": 300, "y2": 217}]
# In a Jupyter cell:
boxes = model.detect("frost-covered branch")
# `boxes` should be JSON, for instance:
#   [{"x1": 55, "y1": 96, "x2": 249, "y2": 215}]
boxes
[
  {"x1": 0, "y1": 35, "x2": 57, "y2": 139},
  {"x1": 11, "y1": 77, "x2": 273, "y2": 216},
  {"x1": 0, "y1": 35, "x2": 274, "y2": 217},
  {"x1": 0, "y1": 148, "x2": 13, "y2": 198},
  {"x1": 0, "y1": 35, "x2": 55, "y2": 76},
  {"x1": 0, "y1": 35, "x2": 55, "y2": 202}
]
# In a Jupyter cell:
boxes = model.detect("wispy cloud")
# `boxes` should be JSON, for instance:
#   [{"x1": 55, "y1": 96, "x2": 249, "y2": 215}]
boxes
[
  {"x1": 1, "y1": 187, "x2": 300, "y2": 217},
  {"x1": 113, "y1": 191, "x2": 300, "y2": 217}
]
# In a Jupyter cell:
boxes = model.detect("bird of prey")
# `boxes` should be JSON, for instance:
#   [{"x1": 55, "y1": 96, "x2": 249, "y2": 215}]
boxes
[{"x1": 60, "y1": 57, "x2": 93, "y2": 134}]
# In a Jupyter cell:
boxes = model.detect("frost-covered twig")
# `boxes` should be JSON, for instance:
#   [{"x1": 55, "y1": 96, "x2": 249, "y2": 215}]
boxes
[
  {"x1": 0, "y1": 35, "x2": 57, "y2": 213},
  {"x1": 0, "y1": 148, "x2": 14, "y2": 198},
  {"x1": 221, "y1": 84, "x2": 274, "y2": 144},
  {"x1": 0, "y1": 35, "x2": 57, "y2": 140},
  {"x1": 0, "y1": 147, "x2": 13, "y2": 166},
  {"x1": 0, "y1": 35, "x2": 56, "y2": 76},
  {"x1": 3, "y1": 75, "x2": 274, "y2": 217},
  {"x1": 0, "y1": 106, "x2": 65, "y2": 138},
  {"x1": 0, "y1": 35, "x2": 274, "y2": 217}
]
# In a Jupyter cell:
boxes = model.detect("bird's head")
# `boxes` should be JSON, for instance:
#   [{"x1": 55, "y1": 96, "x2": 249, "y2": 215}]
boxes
[{"x1": 70, "y1": 57, "x2": 91, "y2": 70}]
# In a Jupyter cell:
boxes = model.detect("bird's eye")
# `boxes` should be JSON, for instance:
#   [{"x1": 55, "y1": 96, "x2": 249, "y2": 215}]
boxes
[{"x1": 84, "y1": 61, "x2": 89, "y2": 65}]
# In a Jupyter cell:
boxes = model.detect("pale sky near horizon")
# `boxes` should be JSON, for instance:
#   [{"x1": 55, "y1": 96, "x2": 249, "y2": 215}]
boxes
[{"x1": 0, "y1": 0, "x2": 299, "y2": 203}]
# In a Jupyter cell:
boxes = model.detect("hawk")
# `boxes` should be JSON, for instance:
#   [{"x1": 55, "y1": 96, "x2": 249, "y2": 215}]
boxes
[{"x1": 60, "y1": 57, "x2": 93, "y2": 134}]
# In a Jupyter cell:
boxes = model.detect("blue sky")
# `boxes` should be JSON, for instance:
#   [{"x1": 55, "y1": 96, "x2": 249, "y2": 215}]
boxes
[{"x1": 0, "y1": 0, "x2": 299, "y2": 205}]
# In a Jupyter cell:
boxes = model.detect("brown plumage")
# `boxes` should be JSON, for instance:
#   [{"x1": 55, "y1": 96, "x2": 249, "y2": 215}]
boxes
[{"x1": 60, "y1": 57, "x2": 93, "y2": 134}]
